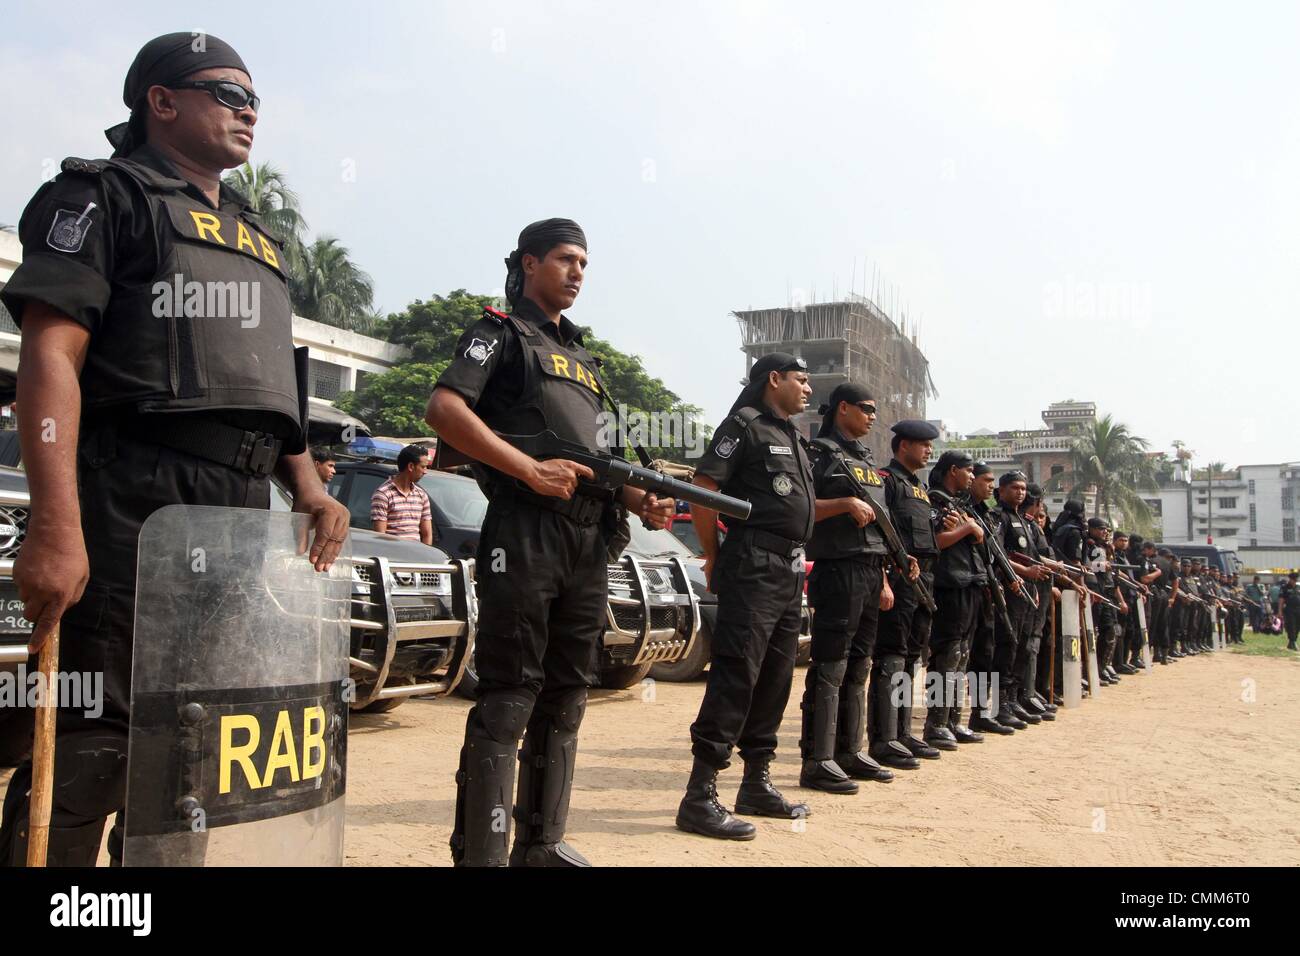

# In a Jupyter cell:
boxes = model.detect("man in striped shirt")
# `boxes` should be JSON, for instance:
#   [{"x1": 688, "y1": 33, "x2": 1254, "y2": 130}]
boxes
[{"x1": 371, "y1": 444, "x2": 435, "y2": 545}]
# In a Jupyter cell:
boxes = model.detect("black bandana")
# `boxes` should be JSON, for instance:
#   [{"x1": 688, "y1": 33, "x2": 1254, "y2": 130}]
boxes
[
  {"x1": 106, "y1": 32, "x2": 251, "y2": 158},
  {"x1": 503, "y1": 218, "x2": 587, "y2": 305}
]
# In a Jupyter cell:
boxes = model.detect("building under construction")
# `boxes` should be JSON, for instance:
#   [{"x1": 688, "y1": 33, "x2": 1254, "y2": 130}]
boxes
[{"x1": 733, "y1": 293, "x2": 936, "y2": 463}]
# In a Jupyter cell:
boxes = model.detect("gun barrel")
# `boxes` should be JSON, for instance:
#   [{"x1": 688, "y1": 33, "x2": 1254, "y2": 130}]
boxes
[{"x1": 621, "y1": 461, "x2": 752, "y2": 520}]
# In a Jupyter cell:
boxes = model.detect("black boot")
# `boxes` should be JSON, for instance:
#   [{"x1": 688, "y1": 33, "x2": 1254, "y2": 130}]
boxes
[
  {"x1": 948, "y1": 671, "x2": 984, "y2": 742},
  {"x1": 799, "y1": 661, "x2": 858, "y2": 794},
  {"x1": 923, "y1": 667, "x2": 959, "y2": 750},
  {"x1": 869, "y1": 655, "x2": 920, "y2": 768},
  {"x1": 676, "y1": 759, "x2": 756, "y2": 841},
  {"x1": 450, "y1": 690, "x2": 534, "y2": 867},
  {"x1": 833, "y1": 659, "x2": 894, "y2": 782},
  {"x1": 971, "y1": 712, "x2": 1015, "y2": 735},
  {"x1": 1008, "y1": 697, "x2": 1041, "y2": 725},
  {"x1": 509, "y1": 689, "x2": 591, "y2": 867},
  {"x1": 735, "y1": 757, "x2": 811, "y2": 819}
]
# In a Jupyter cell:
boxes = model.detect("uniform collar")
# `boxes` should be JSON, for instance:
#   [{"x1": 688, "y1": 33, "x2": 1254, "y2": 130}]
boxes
[
  {"x1": 123, "y1": 144, "x2": 252, "y2": 212},
  {"x1": 831, "y1": 426, "x2": 869, "y2": 458},
  {"x1": 885, "y1": 457, "x2": 919, "y2": 483},
  {"x1": 514, "y1": 295, "x2": 583, "y2": 346}
]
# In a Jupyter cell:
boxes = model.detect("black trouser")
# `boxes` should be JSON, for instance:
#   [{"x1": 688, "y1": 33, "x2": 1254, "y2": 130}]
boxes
[
  {"x1": 690, "y1": 536, "x2": 804, "y2": 768},
  {"x1": 992, "y1": 595, "x2": 1030, "y2": 709},
  {"x1": 807, "y1": 557, "x2": 883, "y2": 665},
  {"x1": 928, "y1": 586, "x2": 980, "y2": 730},
  {"x1": 967, "y1": 589, "x2": 997, "y2": 717},
  {"x1": 874, "y1": 562, "x2": 934, "y2": 739},
  {"x1": 0, "y1": 421, "x2": 271, "y2": 867},
  {"x1": 1286, "y1": 614, "x2": 1300, "y2": 648},
  {"x1": 803, "y1": 556, "x2": 883, "y2": 758}
]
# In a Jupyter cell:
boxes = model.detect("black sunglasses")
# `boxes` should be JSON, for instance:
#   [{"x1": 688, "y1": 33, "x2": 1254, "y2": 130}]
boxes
[
  {"x1": 855, "y1": 402, "x2": 878, "y2": 415},
  {"x1": 169, "y1": 79, "x2": 260, "y2": 113}
]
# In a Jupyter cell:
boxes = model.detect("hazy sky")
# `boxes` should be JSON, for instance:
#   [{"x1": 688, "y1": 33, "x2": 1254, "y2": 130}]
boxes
[{"x1": 4, "y1": 1, "x2": 1296, "y2": 467}]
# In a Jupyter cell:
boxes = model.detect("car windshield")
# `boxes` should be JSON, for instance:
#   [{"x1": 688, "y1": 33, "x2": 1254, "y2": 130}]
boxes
[
  {"x1": 420, "y1": 473, "x2": 489, "y2": 528},
  {"x1": 627, "y1": 521, "x2": 694, "y2": 559}
]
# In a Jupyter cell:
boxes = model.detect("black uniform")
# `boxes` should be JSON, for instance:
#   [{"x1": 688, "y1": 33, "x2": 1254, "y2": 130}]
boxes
[
  {"x1": 1021, "y1": 516, "x2": 1055, "y2": 711},
  {"x1": 688, "y1": 402, "x2": 814, "y2": 771},
  {"x1": 1279, "y1": 580, "x2": 1300, "y2": 649},
  {"x1": 869, "y1": 459, "x2": 938, "y2": 760},
  {"x1": 0, "y1": 144, "x2": 306, "y2": 867},
  {"x1": 990, "y1": 501, "x2": 1036, "y2": 721},
  {"x1": 1084, "y1": 537, "x2": 1118, "y2": 676},
  {"x1": 925, "y1": 490, "x2": 986, "y2": 740},
  {"x1": 966, "y1": 496, "x2": 1008, "y2": 727},
  {"x1": 439, "y1": 295, "x2": 615, "y2": 867},
  {"x1": 800, "y1": 429, "x2": 892, "y2": 787}
]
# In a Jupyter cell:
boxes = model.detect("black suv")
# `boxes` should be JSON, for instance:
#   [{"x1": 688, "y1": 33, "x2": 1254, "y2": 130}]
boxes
[{"x1": 330, "y1": 458, "x2": 701, "y2": 690}]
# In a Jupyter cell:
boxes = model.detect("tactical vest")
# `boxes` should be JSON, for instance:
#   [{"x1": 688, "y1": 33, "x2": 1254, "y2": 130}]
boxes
[
  {"x1": 806, "y1": 437, "x2": 888, "y2": 561},
  {"x1": 929, "y1": 489, "x2": 983, "y2": 589},
  {"x1": 77, "y1": 157, "x2": 303, "y2": 442},
  {"x1": 880, "y1": 463, "x2": 937, "y2": 557},
  {"x1": 478, "y1": 312, "x2": 609, "y2": 488}
]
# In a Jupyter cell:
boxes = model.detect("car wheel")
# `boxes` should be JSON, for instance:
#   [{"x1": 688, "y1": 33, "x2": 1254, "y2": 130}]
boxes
[
  {"x1": 649, "y1": 623, "x2": 711, "y2": 682},
  {"x1": 599, "y1": 661, "x2": 653, "y2": 689}
]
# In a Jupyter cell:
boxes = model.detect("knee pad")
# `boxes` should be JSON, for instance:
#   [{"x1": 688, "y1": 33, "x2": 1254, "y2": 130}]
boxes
[
  {"x1": 472, "y1": 690, "x2": 536, "y2": 744},
  {"x1": 535, "y1": 687, "x2": 588, "y2": 735},
  {"x1": 845, "y1": 656, "x2": 870, "y2": 686},
  {"x1": 812, "y1": 659, "x2": 848, "y2": 687}
]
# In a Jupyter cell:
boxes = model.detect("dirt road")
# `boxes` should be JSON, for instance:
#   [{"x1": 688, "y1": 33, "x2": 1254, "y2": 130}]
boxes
[
  {"x1": 4, "y1": 650, "x2": 1295, "y2": 866},
  {"x1": 342, "y1": 650, "x2": 1300, "y2": 867}
]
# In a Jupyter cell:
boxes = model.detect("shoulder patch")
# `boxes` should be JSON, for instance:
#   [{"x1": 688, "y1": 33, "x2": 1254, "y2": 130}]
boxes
[
  {"x1": 60, "y1": 157, "x2": 108, "y2": 177},
  {"x1": 715, "y1": 433, "x2": 740, "y2": 459}
]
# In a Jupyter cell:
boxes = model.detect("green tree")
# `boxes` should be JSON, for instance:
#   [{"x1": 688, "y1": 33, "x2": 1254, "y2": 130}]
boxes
[
  {"x1": 357, "y1": 290, "x2": 708, "y2": 462},
  {"x1": 292, "y1": 236, "x2": 377, "y2": 333},
  {"x1": 222, "y1": 162, "x2": 307, "y2": 277},
  {"x1": 383, "y1": 290, "x2": 498, "y2": 363},
  {"x1": 335, "y1": 361, "x2": 447, "y2": 437},
  {"x1": 1046, "y1": 414, "x2": 1159, "y2": 530}
]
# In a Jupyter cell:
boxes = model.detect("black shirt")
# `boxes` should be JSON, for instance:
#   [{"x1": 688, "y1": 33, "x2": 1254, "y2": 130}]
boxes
[
  {"x1": 807, "y1": 427, "x2": 888, "y2": 559},
  {"x1": 1, "y1": 144, "x2": 255, "y2": 335},
  {"x1": 1, "y1": 145, "x2": 293, "y2": 438},
  {"x1": 436, "y1": 296, "x2": 588, "y2": 431},
  {"x1": 694, "y1": 400, "x2": 815, "y2": 542}
]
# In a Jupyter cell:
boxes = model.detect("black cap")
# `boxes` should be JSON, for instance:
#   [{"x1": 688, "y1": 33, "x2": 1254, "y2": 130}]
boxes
[
  {"x1": 972, "y1": 461, "x2": 993, "y2": 477},
  {"x1": 999, "y1": 470, "x2": 1028, "y2": 487},
  {"x1": 1063, "y1": 499, "x2": 1085, "y2": 516},
  {"x1": 749, "y1": 352, "x2": 807, "y2": 383},
  {"x1": 1087, "y1": 517, "x2": 1109, "y2": 530},
  {"x1": 890, "y1": 420, "x2": 939, "y2": 441},
  {"x1": 1026, "y1": 482, "x2": 1044, "y2": 499}
]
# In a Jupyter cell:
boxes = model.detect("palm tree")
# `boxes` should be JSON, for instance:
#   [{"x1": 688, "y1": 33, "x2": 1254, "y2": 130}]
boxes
[
  {"x1": 222, "y1": 162, "x2": 307, "y2": 277},
  {"x1": 1046, "y1": 414, "x2": 1160, "y2": 529},
  {"x1": 292, "y1": 236, "x2": 376, "y2": 332}
]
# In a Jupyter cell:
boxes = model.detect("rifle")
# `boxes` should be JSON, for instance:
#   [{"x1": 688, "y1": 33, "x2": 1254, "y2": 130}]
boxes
[
  {"x1": 932, "y1": 490, "x2": 1039, "y2": 612},
  {"x1": 928, "y1": 489, "x2": 1014, "y2": 632},
  {"x1": 437, "y1": 430, "x2": 752, "y2": 519},
  {"x1": 824, "y1": 456, "x2": 937, "y2": 613},
  {"x1": 1011, "y1": 552, "x2": 1122, "y2": 611}
]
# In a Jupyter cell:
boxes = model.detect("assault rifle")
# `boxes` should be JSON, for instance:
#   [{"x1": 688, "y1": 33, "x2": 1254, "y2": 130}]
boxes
[
  {"x1": 436, "y1": 430, "x2": 752, "y2": 519},
  {"x1": 1011, "y1": 552, "x2": 1121, "y2": 611},
  {"x1": 956, "y1": 502, "x2": 1039, "y2": 612},
  {"x1": 928, "y1": 488, "x2": 1015, "y2": 633}
]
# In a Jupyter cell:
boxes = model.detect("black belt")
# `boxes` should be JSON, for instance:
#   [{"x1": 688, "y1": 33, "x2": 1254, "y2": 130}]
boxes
[
  {"x1": 495, "y1": 485, "x2": 610, "y2": 526},
  {"x1": 734, "y1": 527, "x2": 805, "y2": 559},
  {"x1": 121, "y1": 416, "x2": 283, "y2": 477}
]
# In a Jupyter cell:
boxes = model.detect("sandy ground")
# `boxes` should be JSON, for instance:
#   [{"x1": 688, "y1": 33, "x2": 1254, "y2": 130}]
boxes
[
  {"x1": 3, "y1": 649, "x2": 1296, "y2": 866},
  {"x1": 339, "y1": 650, "x2": 1300, "y2": 867}
]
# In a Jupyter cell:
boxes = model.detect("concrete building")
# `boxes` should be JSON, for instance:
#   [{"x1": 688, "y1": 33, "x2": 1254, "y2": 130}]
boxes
[{"x1": 733, "y1": 293, "x2": 935, "y2": 463}]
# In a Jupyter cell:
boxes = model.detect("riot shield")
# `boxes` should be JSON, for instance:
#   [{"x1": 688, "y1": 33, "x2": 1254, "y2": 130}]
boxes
[
  {"x1": 1214, "y1": 616, "x2": 1226, "y2": 651},
  {"x1": 1059, "y1": 594, "x2": 1083, "y2": 709},
  {"x1": 124, "y1": 505, "x2": 351, "y2": 866},
  {"x1": 1136, "y1": 596, "x2": 1152, "y2": 670},
  {"x1": 1081, "y1": 598, "x2": 1102, "y2": 700}
]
